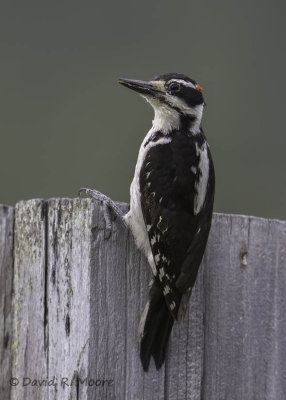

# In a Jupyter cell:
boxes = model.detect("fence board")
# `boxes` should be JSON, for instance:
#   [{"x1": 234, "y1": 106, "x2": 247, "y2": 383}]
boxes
[
  {"x1": 0, "y1": 205, "x2": 14, "y2": 400},
  {"x1": 11, "y1": 200, "x2": 48, "y2": 400},
  {"x1": 0, "y1": 199, "x2": 285, "y2": 399}
]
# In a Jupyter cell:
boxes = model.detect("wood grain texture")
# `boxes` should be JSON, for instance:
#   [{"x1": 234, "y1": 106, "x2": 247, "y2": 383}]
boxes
[
  {"x1": 11, "y1": 200, "x2": 48, "y2": 400},
  {"x1": 46, "y1": 198, "x2": 94, "y2": 400},
  {"x1": 202, "y1": 214, "x2": 286, "y2": 400},
  {"x1": 1, "y1": 199, "x2": 286, "y2": 399},
  {"x1": 0, "y1": 205, "x2": 14, "y2": 400}
]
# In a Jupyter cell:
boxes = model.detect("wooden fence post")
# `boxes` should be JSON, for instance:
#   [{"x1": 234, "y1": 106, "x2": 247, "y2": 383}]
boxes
[
  {"x1": 0, "y1": 205, "x2": 14, "y2": 400},
  {"x1": 0, "y1": 198, "x2": 286, "y2": 400}
]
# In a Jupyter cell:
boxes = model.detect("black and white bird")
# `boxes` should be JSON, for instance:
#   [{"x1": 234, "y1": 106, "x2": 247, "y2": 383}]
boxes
[{"x1": 80, "y1": 72, "x2": 215, "y2": 372}]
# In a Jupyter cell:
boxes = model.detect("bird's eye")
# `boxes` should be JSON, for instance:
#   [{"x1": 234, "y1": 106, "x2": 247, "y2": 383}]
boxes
[{"x1": 168, "y1": 82, "x2": 181, "y2": 93}]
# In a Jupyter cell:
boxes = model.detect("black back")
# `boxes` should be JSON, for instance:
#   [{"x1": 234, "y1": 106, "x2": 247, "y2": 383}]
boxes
[{"x1": 139, "y1": 129, "x2": 215, "y2": 318}]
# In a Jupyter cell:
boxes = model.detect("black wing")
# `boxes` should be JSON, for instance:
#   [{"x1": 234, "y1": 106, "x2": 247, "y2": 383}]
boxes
[{"x1": 139, "y1": 132, "x2": 215, "y2": 319}]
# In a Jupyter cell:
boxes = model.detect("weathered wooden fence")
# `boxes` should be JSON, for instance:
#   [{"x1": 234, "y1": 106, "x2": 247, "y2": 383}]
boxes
[{"x1": 0, "y1": 198, "x2": 286, "y2": 400}]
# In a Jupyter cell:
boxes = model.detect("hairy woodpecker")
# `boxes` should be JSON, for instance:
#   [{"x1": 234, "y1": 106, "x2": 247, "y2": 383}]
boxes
[{"x1": 80, "y1": 72, "x2": 215, "y2": 372}]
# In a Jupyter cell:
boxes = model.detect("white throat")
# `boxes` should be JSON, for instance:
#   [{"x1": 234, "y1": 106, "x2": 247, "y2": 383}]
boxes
[
  {"x1": 143, "y1": 95, "x2": 204, "y2": 135},
  {"x1": 152, "y1": 103, "x2": 181, "y2": 134}
]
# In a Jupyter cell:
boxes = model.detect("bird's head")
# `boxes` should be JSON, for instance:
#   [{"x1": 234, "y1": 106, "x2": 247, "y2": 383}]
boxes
[{"x1": 119, "y1": 72, "x2": 205, "y2": 134}]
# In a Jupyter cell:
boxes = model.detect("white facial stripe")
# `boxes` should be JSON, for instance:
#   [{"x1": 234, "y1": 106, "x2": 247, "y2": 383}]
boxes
[
  {"x1": 168, "y1": 79, "x2": 196, "y2": 89},
  {"x1": 165, "y1": 93, "x2": 190, "y2": 112},
  {"x1": 151, "y1": 79, "x2": 197, "y2": 92}
]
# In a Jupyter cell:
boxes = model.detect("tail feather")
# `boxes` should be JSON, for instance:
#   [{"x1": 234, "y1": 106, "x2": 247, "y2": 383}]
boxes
[
  {"x1": 139, "y1": 277, "x2": 179, "y2": 371},
  {"x1": 151, "y1": 308, "x2": 174, "y2": 370}
]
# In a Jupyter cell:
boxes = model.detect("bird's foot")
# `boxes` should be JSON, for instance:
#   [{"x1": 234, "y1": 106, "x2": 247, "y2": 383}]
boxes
[{"x1": 79, "y1": 187, "x2": 125, "y2": 239}]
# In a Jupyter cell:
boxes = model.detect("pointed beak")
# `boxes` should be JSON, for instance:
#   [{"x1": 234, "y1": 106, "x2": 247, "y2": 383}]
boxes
[{"x1": 118, "y1": 78, "x2": 160, "y2": 96}]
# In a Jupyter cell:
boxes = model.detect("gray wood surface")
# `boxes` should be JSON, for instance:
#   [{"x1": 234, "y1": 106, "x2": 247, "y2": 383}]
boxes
[
  {"x1": 0, "y1": 205, "x2": 14, "y2": 400},
  {"x1": 11, "y1": 200, "x2": 48, "y2": 400},
  {"x1": 1, "y1": 199, "x2": 286, "y2": 399}
]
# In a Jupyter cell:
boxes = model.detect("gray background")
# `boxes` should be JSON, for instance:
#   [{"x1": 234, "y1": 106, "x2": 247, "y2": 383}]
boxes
[{"x1": 0, "y1": 0, "x2": 285, "y2": 220}]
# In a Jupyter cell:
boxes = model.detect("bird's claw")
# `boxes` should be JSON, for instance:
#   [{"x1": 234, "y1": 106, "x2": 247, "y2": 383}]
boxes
[
  {"x1": 78, "y1": 187, "x2": 88, "y2": 197},
  {"x1": 78, "y1": 187, "x2": 125, "y2": 240}
]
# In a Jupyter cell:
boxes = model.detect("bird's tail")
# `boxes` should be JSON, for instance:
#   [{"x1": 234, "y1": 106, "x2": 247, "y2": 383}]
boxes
[{"x1": 138, "y1": 277, "x2": 180, "y2": 372}]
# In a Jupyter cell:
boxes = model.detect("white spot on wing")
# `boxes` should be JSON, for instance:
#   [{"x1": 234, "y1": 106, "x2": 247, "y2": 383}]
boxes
[
  {"x1": 154, "y1": 253, "x2": 161, "y2": 263},
  {"x1": 163, "y1": 285, "x2": 171, "y2": 295},
  {"x1": 159, "y1": 267, "x2": 165, "y2": 280}
]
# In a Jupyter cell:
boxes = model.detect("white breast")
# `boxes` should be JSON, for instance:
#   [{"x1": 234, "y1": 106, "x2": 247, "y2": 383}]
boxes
[{"x1": 123, "y1": 128, "x2": 171, "y2": 275}]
